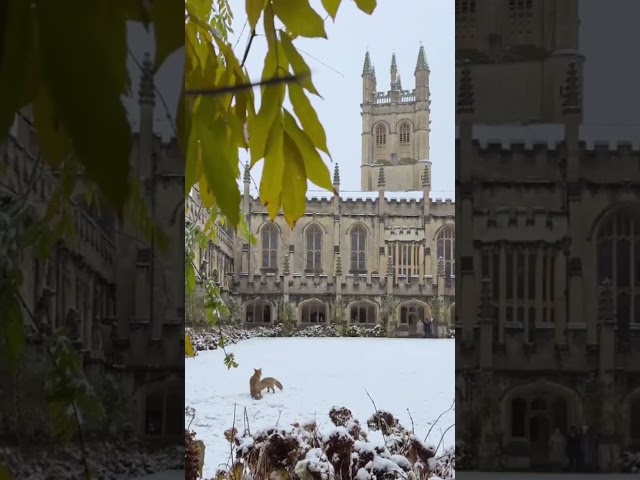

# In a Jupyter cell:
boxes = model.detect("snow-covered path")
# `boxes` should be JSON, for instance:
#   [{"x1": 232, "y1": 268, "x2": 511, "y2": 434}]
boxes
[{"x1": 186, "y1": 337, "x2": 454, "y2": 479}]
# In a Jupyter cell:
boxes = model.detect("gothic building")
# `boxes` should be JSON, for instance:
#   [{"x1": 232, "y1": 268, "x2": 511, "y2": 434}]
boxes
[
  {"x1": 0, "y1": 55, "x2": 184, "y2": 441},
  {"x1": 225, "y1": 48, "x2": 455, "y2": 337},
  {"x1": 455, "y1": 0, "x2": 640, "y2": 472}
]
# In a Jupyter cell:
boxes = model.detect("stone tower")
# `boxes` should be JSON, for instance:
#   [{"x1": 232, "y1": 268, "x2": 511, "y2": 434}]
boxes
[
  {"x1": 360, "y1": 47, "x2": 430, "y2": 192},
  {"x1": 455, "y1": 0, "x2": 582, "y2": 123}
]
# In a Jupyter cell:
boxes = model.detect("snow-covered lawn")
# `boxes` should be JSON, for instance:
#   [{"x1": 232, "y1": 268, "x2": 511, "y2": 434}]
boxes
[{"x1": 186, "y1": 337, "x2": 454, "y2": 478}]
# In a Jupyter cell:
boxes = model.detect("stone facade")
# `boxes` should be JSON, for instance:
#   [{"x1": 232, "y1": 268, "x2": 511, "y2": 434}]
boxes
[
  {"x1": 455, "y1": 0, "x2": 640, "y2": 472},
  {"x1": 0, "y1": 55, "x2": 183, "y2": 440},
  {"x1": 225, "y1": 47, "x2": 455, "y2": 337}
]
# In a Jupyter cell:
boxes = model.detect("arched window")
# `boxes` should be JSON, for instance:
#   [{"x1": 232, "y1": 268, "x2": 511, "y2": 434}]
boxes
[
  {"x1": 245, "y1": 300, "x2": 272, "y2": 323},
  {"x1": 350, "y1": 225, "x2": 367, "y2": 272},
  {"x1": 375, "y1": 124, "x2": 387, "y2": 146},
  {"x1": 306, "y1": 225, "x2": 323, "y2": 271},
  {"x1": 596, "y1": 207, "x2": 640, "y2": 341},
  {"x1": 400, "y1": 303, "x2": 426, "y2": 324},
  {"x1": 350, "y1": 302, "x2": 376, "y2": 324},
  {"x1": 261, "y1": 223, "x2": 278, "y2": 269},
  {"x1": 436, "y1": 226, "x2": 455, "y2": 279},
  {"x1": 300, "y1": 300, "x2": 327, "y2": 323},
  {"x1": 399, "y1": 122, "x2": 411, "y2": 145}
]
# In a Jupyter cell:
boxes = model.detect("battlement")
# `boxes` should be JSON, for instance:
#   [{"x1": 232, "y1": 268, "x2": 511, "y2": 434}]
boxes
[
  {"x1": 373, "y1": 90, "x2": 417, "y2": 105},
  {"x1": 474, "y1": 207, "x2": 568, "y2": 243},
  {"x1": 235, "y1": 271, "x2": 453, "y2": 297}
]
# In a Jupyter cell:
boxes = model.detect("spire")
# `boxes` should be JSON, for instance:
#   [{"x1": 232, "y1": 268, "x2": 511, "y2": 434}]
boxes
[
  {"x1": 243, "y1": 161, "x2": 251, "y2": 183},
  {"x1": 561, "y1": 61, "x2": 581, "y2": 114},
  {"x1": 456, "y1": 60, "x2": 474, "y2": 114},
  {"x1": 138, "y1": 52, "x2": 155, "y2": 106},
  {"x1": 421, "y1": 164, "x2": 430, "y2": 187},
  {"x1": 415, "y1": 45, "x2": 428, "y2": 73},
  {"x1": 362, "y1": 51, "x2": 373, "y2": 75},
  {"x1": 377, "y1": 166, "x2": 385, "y2": 187},
  {"x1": 333, "y1": 163, "x2": 340, "y2": 185},
  {"x1": 390, "y1": 52, "x2": 397, "y2": 73}
]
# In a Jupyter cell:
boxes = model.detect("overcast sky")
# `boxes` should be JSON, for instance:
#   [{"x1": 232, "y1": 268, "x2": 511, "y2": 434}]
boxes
[{"x1": 122, "y1": 0, "x2": 640, "y2": 200}]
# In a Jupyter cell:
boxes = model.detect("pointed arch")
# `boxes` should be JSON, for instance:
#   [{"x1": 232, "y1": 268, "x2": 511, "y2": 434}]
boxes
[
  {"x1": 260, "y1": 222, "x2": 279, "y2": 269},
  {"x1": 243, "y1": 298, "x2": 274, "y2": 323},
  {"x1": 593, "y1": 204, "x2": 640, "y2": 346},
  {"x1": 396, "y1": 299, "x2": 430, "y2": 324},
  {"x1": 349, "y1": 223, "x2": 368, "y2": 273},
  {"x1": 298, "y1": 298, "x2": 328, "y2": 324},
  {"x1": 304, "y1": 223, "x2": 324, "y2": 271},
  {"x1": 435, "y1": 224, "x2": 455, "y2": 280},
  {"x1": 346, "y1": 298, "x2": 379, "y2": 324},
  {"x1": 374, "y1": 122, "x2": 387, "y2": 146}
]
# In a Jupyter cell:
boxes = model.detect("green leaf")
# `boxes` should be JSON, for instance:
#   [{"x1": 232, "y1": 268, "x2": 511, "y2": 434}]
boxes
[
  {"x1": 32, "y1": 85, "x2": 72, "y2": 167},
  {"x1": 151, "y1": 0, "x2": 184, "y2": 72},
  {"x1": 246, "y1": 0, "x2": 265, "y2": 30},
  {"x1": 279, "y1": 32, "x2": 319, "y2": 96},
  {"x1": 272, "y1": 0, "x2": 327, "y2": 39},
  {"x1": 282, "y1": 109, "x2": 332, "y2": 191},
  {"x1": 0, "y1": 294, "x2": 25, "y2": 371},
  {"x1": 36, "y1": 0, "x2": 132, "y2": 215},
  {"x1": 194, "y1": 105, "x2": 241, "y2": 226},
  {"x1": 353, "y1": 0, "x2": 377, "y2": 14},
  {"x1": 281, "y1": 131, "x2": 307, "y2": 227},
  {"x1": 260, "y1": 117, "x2": 285, "y2": 219},
  {"x1": 288, "y1": 82, "x2": 330, "y2": 156},
  {"x1": 0, "y1": 0, "x2": 37, "y2": 138},
  {"x1": 321, "y1": 0, "x2": 342, "y2": 20}
]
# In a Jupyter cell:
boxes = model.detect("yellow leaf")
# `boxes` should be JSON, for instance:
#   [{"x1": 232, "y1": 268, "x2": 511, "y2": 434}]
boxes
[
  {"x1": 32, "y1": 85, "x2": 72, "y2": 167},
  {"x1": 279, "y1": 32, "x2": 319, "y2": 96},
  {"x1": 248, "y1": 84, "x2": 284, "y2": 165},
  {"x1": 260, "y1": 117, "x2": 285, "y2": 219},
  {"x1": 282, "y1": 109, "x2": 332, "y2": 192},
  {"x1": 288, "y1": 82, "x2": 330, "y2": 156},
  {"x1": 354, "y1": 0, "x2": 377, "y2": 14},
  {"x1": 185, "y1": 334, "x2": 196, "y2": 358},
  {"x1": 246, "y1": 0, "x2": 266, "y2": 30},
  {"x1": 151, "y1": 0, "x2": 183, "y2": 72},
  {"x1": 0, "y1": 0, "x2": 37, "y2": 139},
  {"x1": 281, "y1": 131, "x2": 307, "y2": 227},
  {"x1": 321, "y1": 0, "x2": 343, "y2": 20},
  {"x1": 272, "y1": 0, "x2": 327, "y2": 39}
]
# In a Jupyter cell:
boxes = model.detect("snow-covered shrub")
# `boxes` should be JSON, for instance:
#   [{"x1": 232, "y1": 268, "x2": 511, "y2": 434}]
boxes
[
  {"x1": 621, "y1": 450, "x2": 640, "y2": 473},
  {"x1": 212, "y1": 407, "x2": 453, "y2": 480}
]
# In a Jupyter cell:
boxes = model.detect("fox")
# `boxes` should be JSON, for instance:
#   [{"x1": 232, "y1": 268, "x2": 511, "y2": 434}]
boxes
[
  {"x1": 249, "y1": 368, "x2": 263, "y2": 400},
  {"x1": 260, "y1": 377, "x2": 284, "y2": 394}
]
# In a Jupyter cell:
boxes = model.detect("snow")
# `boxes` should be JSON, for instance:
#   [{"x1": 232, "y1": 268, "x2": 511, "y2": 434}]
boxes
[{"x1": 186, "y1": 337, "x2": 454, "y2": 479}]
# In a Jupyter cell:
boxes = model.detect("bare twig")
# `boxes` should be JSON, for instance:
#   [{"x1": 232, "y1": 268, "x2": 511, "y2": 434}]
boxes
[
  {"x1": 424, "y1": 397, "x2": 454, "y2": 443},
  {"x1": 364, "y1": 388, "x2": 388, "y2": 445},
  {"x1": 407, "y1": 408, "x2": 415, "y2": 434},
  {"x1": 435, "y1": 423, "x2": 455, "y2": 455},
  {"x1": 184, "y1": 72, "x2": 308, "y2": 97}
]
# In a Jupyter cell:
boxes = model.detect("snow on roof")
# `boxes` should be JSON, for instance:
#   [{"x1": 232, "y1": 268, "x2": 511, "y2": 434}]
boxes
[{"x1": 456, "y1": 123, "x2": 640, "y2": 150}]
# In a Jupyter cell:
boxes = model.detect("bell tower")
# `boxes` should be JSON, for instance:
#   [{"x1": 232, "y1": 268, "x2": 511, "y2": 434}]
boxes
[{"x1": 360, "y1": 47, "x2": 431, "y2": 192}]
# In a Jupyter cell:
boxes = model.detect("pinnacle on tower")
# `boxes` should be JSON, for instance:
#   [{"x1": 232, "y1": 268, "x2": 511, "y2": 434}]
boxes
[
  {"x1": 283, "y1": 254, "x2": 290, "y2": 276},
  {"x1": 421, "y1": 164, "x2": 430, "y2": 187},
  {"x1": 480, "y1": 276, "x2": 492, "y2": 320},
  {"x1": 377, "y1": 166, "x2": 385, "y2": 187},
  {"x1": 561, "y1": 61, "x2": 581, "y2": 114},
  {"x1": 335, "y1": 254, "x2": 343, "y2": 276},
  {"x1": 333, "y1": 163, "x2": 340, "y2": 185},
  {"x1": 415, "y1": 45, "x2": 428, "y2": 72},
  {"x1": 372, "y1": 65, "x2": 377, "y2": 83},
  {"x1": 456, "y1": 60, "x2": 474, "y2": 114},
  {"x1": 390, "y1": 52, "x2": 397, "y2": 73},
  {"x1": 396, "y1": 74, "x2": 402, "y2": 91},
  {"x1": 138, "y1": 52, "x2": 155, "y2": 106},
  {"x1": 362, "y1": 51, "x2": 373, "y2": 75},
  {"x1": 243, "y1": 161, "x2": 251, "y2": 183}
]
